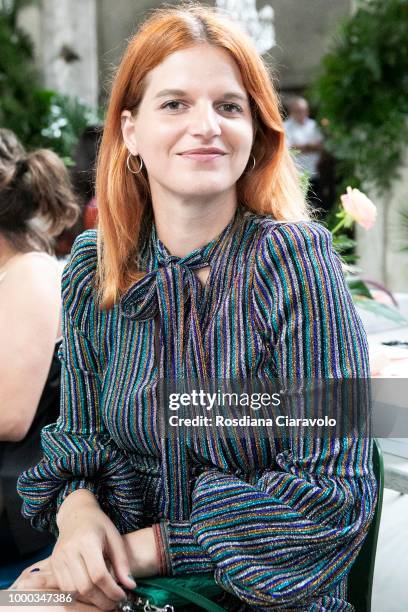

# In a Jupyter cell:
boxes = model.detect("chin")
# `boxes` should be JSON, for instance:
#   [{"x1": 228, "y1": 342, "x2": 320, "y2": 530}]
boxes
[
  {"x1": 181, "y1": 187, "x2": 231, "y2": 199},
  {"x1": 179, "y1": 177, "x2": 234, "y2": 194}
]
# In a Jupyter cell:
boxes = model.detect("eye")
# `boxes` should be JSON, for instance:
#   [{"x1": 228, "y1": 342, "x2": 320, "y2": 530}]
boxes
[
  {"x1": 218, "y1": 103, "x2": 243, "y2": 114},
  {"x1": 161, "y1": 100, "x2": 187, "y2": 111}
]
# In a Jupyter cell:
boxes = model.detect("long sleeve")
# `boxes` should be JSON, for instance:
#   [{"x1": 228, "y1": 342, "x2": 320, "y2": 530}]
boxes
[
  {"x1": 17, "y1": 232, "x2": 143, "y2": 535},
  {"x1": 159, "y1": 222, "x2": 377, "y2": 609}
]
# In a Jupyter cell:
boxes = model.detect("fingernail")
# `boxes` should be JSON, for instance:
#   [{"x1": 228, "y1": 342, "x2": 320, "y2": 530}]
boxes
[{"x1": 128, "y1": 574, "x2": 136, "y2": 585}]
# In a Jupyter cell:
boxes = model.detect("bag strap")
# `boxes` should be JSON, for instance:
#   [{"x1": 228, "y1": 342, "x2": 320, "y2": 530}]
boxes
[{"x1": 137, "y1": 578, "x2": 227, "y2": 612}]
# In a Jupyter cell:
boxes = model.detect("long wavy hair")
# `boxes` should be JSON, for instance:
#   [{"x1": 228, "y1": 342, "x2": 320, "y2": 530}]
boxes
[
  {"x1": 0, "y1": 128, "x2": 79, "y2": 254},
  {"x1": 96, "y1": 3, "x2": 309, "y2": 308}
]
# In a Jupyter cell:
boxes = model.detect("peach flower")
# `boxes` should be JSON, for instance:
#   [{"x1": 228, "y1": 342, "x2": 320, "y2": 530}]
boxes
[{"x1": 340, "y1": 187, "x2": 377, "y2": 230}]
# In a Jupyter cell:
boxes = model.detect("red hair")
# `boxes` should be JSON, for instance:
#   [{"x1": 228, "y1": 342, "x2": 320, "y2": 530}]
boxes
[{"x1": 96, "y1": 3, "x2": 309, "y2": 308}]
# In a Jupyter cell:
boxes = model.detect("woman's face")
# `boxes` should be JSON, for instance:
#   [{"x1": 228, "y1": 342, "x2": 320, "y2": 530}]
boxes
[{"x1": 121, "y1": 44, "x2": 254, "y2": 202}]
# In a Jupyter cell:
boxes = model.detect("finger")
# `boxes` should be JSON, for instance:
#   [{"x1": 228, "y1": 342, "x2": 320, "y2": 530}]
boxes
[
  {"x1": 105, "y1": 529, "x2": 136, "y2": 590},
  {"x1": 51, "y1": 557, "x2": 76, "y2": 593},
  {"x1": 52, "y1": 551, "x2": 90, "y2": 604},
  {"x1": 76, "y1": 592, "x2": 117, "y2": 611},
  {"x1": 84, "y1": 547, "x2": 127, "y2": 602},
  {"x1": 51, "y1": 550, "x2": 77, "y2": 594},
  {"x1": 71, "y1": 553, "x2": 118, "y2": 611},
  {"x1": 104, "y1": 557, "x2": 116, "y2": 578}
]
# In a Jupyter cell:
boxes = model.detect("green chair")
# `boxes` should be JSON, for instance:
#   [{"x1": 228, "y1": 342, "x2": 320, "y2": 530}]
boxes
[{"x1": 347, "y1": 438, "x2": 384, "y2": 612}]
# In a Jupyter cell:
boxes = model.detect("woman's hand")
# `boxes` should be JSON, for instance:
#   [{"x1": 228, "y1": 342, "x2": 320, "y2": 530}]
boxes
[
  {"x1": 51, "y1": 489, "x2": 136, "y2": 611},
  {"x1": 123, "y1": 527, "x2": 160, "y2": 578},
  {"x1": 9, "y1": 558, "x2": 106, "y2": 611},
  {"x1": 9, "y1": 557, "x2": 58, "y2": 591}
]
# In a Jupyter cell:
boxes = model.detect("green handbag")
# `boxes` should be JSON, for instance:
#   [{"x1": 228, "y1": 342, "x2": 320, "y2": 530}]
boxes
[{"x1": 117, "y1": 573, "x2": 227, "y2": 611}]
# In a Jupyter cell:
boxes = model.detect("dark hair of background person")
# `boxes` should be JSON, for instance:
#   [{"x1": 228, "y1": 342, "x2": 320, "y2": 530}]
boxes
[
  {"x1": 0, "y1": 128, "x2": 80, "y2": 254},
  {"x1": 71, "y1": 124, "x2": 103, "y2": 205},
  {"x1": 53, "y1": 124, "x2": 102, "y2": 256}
]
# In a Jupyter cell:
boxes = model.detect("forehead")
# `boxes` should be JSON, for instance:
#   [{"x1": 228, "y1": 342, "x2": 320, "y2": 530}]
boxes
[{"x1": 143, "y1": 44, "x2": 247, "y2": 95}]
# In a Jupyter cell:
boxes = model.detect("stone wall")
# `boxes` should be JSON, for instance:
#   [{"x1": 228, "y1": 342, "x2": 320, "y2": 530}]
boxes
[
  {"x1": 18, "y1": 0, "x2": 351, "y2": 103},
  {"x1": 97, "y1": 0, "x2": 351, "y2": 97},
  {"x1": 357, "y1": 156, "x2": 408, "y2": 293},
  {"x1": 18, "y1": 0, "x2": 98, "y2": 108}
]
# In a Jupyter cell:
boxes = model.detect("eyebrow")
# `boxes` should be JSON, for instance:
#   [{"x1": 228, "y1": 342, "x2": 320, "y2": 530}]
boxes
[{"x1": 154, "y1": 89, "x2": 248, "y2": 102}]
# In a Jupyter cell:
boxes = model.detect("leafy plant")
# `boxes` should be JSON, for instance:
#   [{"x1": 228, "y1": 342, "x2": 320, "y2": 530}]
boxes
[
  {"x1": 324, "y1": 186, "x2": 408, "y2": 324},
  {"x1": 310, "y1": 0, "x2": 408, "y2": 194},
  {"x1": 30, "y1": 90, "x2": 100, "y2": 162},
  {"x1": 0, "y1": 0, "x2": 43, "y2": 143},
  {"x1": 0, "y1": 0, "x2": 100, "y2": 162},
  {"x1": 398, "y1": 209, "x2": 408, "y2": 252}
]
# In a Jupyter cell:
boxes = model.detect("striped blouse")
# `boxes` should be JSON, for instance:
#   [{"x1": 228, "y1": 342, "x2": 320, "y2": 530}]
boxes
[{"x1": 18, "y1": 207, "x2": 377, "y2": 611}]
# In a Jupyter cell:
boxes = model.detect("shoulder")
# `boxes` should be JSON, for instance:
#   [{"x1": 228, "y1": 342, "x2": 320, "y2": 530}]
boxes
[
  {"x1": 62, "y1": 230, "x2": 99, "y2": 332},
  {"x1": 252, "y1": 216, "x2": 332, "y2": 250},
  {"x1": 64, "y1": 229, "x2": 98, "y2": 283},
  {"x1": 252, "y1": 217, "x2": 336, "y2": 275},
  {"x1": 0, "y1": 252, "x2": 61, "y2": 313},
  {"x1": 2, "y1": 251, "x2": 61, "y2": 278},
  {"x1": 268, "y1": 219, "x2": 332, "y2": 249},
  {"x1": 283, "y1": 118, "x2": 294, "y2": 132}
]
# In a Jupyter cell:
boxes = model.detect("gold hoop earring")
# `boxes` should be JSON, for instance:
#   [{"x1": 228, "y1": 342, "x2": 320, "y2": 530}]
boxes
[{"x1": 126, "y1": 153, "x2": 144, "y2": 174}]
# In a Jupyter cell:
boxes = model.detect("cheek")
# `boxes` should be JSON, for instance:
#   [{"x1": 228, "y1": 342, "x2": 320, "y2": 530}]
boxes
[
  {"x1": 142, "y1": 125, "x2": 183, "y2": 160},
  {"x1": 232, "y1": 125, "x2": 254, "y2": 157}
]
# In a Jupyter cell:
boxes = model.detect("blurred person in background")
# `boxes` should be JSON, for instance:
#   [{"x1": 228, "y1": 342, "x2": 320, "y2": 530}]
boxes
[
  {"x1": 0, "y1": 128, "x2": 79, "y2": 567},
  {"x1": 55, "y1": 125, "x2": 102, "y2": 257},
  {"x1": 284, "y1": 96, "x2": 324, "y2": 212},
  {"x1": 72, "y1": 125, "x2": 102, "y2": 231}
]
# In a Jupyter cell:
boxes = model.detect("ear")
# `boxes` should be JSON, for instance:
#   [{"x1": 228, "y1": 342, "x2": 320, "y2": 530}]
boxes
[{"x1": 121, "y1": 110, "x2": 138, "y2": 156}]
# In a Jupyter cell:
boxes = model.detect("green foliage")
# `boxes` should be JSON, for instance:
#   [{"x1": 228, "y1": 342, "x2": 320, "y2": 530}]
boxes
[
  {"x1": 0, "y1": 0, "x2": 37, "y2": 28},
  {"x1": 0, "y1": 1, "x2": 100, "y2": 162},
  {"x1": 0, "y1": 2, "x2": 42, "y2": 142},
  {"x1": 331, "y1": 233, "x2": 357, "y2": 263},
  {"x1": 347, "y1": 278, "x2": 372, "y2": 299},
  {"x1": 399, "y1": 209, "x2": 408, "y2": 252},
  {"x1": 310, "y1": 0, "x2": 408, "y2": 193},
  {"x1": 352, "y1": 294, "x2": 408, "y2": 325},
  {"x1": 29, "y1": 90, "x2": 100, "y2": 161}
]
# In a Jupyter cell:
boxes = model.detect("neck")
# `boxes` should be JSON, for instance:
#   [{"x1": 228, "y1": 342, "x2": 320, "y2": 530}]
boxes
[{"x1": 150, "y1": 189, "x2": 238, "y2": 258}]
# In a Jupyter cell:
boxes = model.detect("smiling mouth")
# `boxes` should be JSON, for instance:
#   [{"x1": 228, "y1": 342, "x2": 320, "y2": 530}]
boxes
[{"x1": 178, "y1": 152, "x2": 226, "y2": 161}]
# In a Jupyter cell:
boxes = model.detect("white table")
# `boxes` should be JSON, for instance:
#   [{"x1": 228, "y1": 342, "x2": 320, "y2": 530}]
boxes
[{"x1": 356, "y1": 291, "x2": 408, "y2": 493}]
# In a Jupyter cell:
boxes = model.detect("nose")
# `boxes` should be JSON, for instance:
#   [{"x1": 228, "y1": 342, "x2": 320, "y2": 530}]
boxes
[{"x1": 187, "y1": 102, "x2": 221, "y2": 138}]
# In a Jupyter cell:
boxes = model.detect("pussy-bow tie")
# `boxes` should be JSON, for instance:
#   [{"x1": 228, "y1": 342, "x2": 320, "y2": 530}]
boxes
[
  {"x1": 119, "y1": 213, "x2": 239, "y2": 520},
  {"x1": 120, "y1": 213, "x2": 239, "y2": 380}
]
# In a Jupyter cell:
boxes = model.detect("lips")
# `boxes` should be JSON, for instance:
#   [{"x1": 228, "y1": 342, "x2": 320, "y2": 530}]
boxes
[
  {"x1": 178, "y1": 148, "x2": 227, "y2": 163},
  {"x1": 179, "y1": 148, "x2": 226, "y2": 155}
]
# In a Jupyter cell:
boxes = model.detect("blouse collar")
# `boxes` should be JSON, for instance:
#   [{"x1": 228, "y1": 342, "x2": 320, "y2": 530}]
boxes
[{"x1": 149, "y1": 205, "x2": 243, "y2": 269}]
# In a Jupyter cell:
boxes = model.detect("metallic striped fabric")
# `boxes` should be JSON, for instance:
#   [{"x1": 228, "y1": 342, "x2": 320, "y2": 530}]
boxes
[{"x1": 17, "y1": 207, "x2": 377, "y2": 611}]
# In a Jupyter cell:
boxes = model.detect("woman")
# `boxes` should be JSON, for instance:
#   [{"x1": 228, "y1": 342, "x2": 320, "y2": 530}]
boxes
[
  {"x1": 14, "y1": 5, "x2": 376, "y2": 611},
  {"x1": 0, "y1": 129, "x2": 79, "y2": 565}
]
